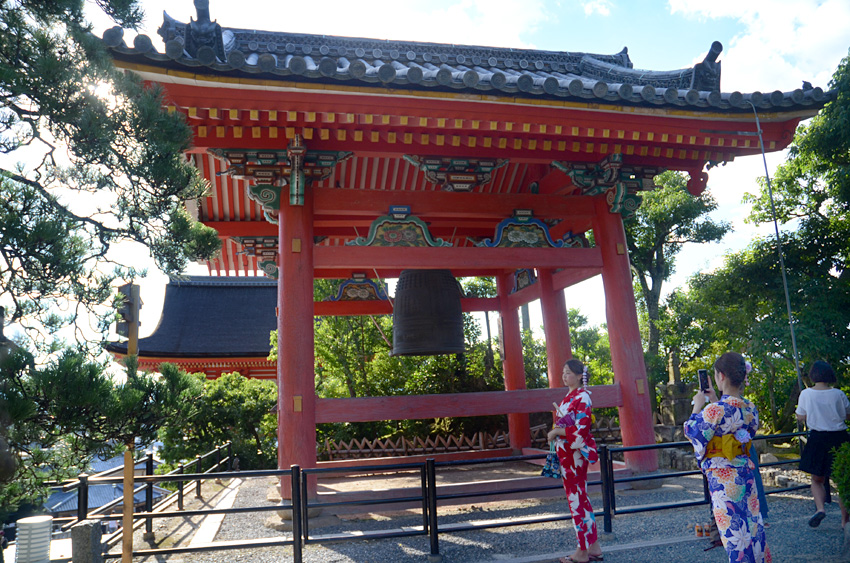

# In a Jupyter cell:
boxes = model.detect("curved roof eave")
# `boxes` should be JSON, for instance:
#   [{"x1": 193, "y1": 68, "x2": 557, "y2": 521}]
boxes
[{"x1": 100, "y1": 19, "x2": 833, "y2": 116}]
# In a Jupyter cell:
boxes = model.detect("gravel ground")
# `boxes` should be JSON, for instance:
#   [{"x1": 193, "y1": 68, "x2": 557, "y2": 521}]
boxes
[{"x1": 127, "y1": 467, "x2": 849, "y2": 563}]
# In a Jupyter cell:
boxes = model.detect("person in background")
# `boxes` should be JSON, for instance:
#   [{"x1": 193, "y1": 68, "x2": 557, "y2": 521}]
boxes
[
  {"x1": 547, "y1": 359, "x2": 603, "y2": 563},
  {"x1": 795, "y1": 360, "x2": 850, "y2": 528},
  {"x1": 685, "y1": 352, "x2": 770, "y2": 563}
]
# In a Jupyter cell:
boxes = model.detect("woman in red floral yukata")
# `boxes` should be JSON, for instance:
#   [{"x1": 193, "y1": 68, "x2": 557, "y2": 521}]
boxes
[{"x1": 547, "y1": 359, "x2": 603, "y2": 563}]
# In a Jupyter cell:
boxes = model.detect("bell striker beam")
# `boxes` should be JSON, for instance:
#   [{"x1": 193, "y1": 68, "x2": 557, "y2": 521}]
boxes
[
  {"x1": 538, "y1": 269, "x2": 572, "y2": 389},
  {"x1": 277, "y1": 188, "x2": 318, "y2": 497},
  {"x1": 497, "y1": 273, "x2": 531, "y2": 450},
  {"x1": 593, "y1": 198, "x2": 656, "y2": 472}
]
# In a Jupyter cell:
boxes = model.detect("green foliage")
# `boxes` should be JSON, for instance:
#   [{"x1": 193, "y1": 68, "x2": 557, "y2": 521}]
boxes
[
  {"x1": 0, "y1": 348, "x2": 198, "y2": 520},
  {"x1": 658, "y1": 229, "x2": 850, "y2": 432},
  {"x1": 0, "y1": 1, "x2": 219, "y2": 350},
  {"x1": 158, "y1": 372, "x2": 278, "y2": 470},
  {"x1": 833, "y1": 442, "x2": 850, "y2": 509},
  {"x1": 567, "y1": 309, "x2": 613, "y2": 385},
  {"x1": 624, "y1": 170, "x2": 730, "y2": 361}
]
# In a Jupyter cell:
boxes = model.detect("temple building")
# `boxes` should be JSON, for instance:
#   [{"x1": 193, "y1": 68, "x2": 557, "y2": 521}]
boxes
[{"x1": 102, "y1": 0, "x2": 832, "y2": 494}]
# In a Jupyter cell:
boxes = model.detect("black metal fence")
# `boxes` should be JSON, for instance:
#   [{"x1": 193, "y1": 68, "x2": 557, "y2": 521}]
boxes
[{"x1": 55, "y1": 433, "x2": 806, "y2": 562}]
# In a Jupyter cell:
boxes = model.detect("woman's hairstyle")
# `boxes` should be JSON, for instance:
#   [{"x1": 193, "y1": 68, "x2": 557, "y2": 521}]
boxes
[
  {"x1": 713, "y1": 352, "x2": 747, "y2": 388},
  {"x1": 808, "y1": 360, "x2": 836, "y2": 384},
  {"x1": 565, "y1": 359, "x2": 589, "y2": 388}
]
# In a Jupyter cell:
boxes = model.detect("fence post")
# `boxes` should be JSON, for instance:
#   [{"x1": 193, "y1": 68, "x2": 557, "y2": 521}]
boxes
[
  {"x1": 176, "y1": 463, "x2": 184, "y2": 510},
  {"x1": 143, "y1": 454, "x2": 154, "y2": 540},
  {"x1": 420, "y1": 463, "x2": 429, "y2": 533},
  {"x1": 290, "y1": 466, "x2": 303, "y2": 563},
  {"x1": 228, "y1": 441, "x2": 233, "y2": 471},
  {"x1": 195, "y1": 455, "x2": 202, "y2": 498},
  {"x1": 77, "y1": 473, "x2": 89, "y2": 525},
  {"x1": 598, "y1": 445, "x2": 613, "y2": 534},
  {"x1": 214, "y1": 446, "x2": 223, "y2": 485},
  {"x1": 426, "y1": 458, "x2": 442, "y2": 562},
  {"x1": 607, "y1": 448, "x2": 617, "y2": 513}
]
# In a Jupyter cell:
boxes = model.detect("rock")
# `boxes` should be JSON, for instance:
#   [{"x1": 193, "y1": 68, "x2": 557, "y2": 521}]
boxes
[
  {"x1": 775, "y1": 475, "x2": 789, "y2": 488},
  {"x1": 267, "y1": 485, "x2": 282, "y2": 504},
  {"x1": 759, "y1": 453, "x2": 779, "y2": 464}
]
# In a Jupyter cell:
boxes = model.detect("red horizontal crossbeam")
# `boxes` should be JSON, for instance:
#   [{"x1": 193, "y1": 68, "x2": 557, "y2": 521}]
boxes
[
  {"x1": 313, "y1": 245, "x2": 603, "y2": 271},
  {"x1": 315, "y1": 384, "x2": 622, "y2": 423},
  {"x1": 313, "y1": 296, "x2": 497, "y2": 316}
]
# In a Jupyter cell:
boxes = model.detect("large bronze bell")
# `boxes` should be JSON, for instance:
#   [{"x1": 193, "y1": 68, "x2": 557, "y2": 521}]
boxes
[{"x1": 392, "y1": 269, "x2": 465, "y2": 356}]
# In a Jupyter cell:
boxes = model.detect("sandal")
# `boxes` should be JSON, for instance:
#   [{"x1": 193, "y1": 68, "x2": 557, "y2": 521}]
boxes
[
  {"x1": 809, "y1": 511, "x2": 826, "y2": 528},
  {"x1": 590, "y1": 556, "x2": 604, "y2": 561}
]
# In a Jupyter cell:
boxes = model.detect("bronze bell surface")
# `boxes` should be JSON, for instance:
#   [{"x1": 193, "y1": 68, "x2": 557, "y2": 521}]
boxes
[{"x1": 392, "y1": 269, "x2": 465, "y2": 356}]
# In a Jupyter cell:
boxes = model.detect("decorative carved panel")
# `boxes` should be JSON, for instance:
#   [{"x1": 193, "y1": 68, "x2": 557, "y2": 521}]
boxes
[{"x1": 403, "y1": 155, "x2": 508, "y2": 192}]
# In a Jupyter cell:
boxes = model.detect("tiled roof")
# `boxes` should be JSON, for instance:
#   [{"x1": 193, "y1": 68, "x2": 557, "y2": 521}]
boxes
[
  {"x1": 99, "y1": 9, "x2": 832, "y2": 113},
  {"x1": 45, "y1": 484, "x2": 169, "y2": 513},
  {"x1": 105, "y1": 277, "x2": 276, "y2": 358}
]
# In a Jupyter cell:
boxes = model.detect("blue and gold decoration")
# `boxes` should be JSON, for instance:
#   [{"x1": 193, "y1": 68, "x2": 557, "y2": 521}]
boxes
[
  {"x1": 347, "y1": 206, "x2": 452, "y2": 247},
  {"x1": 552, "y1": 153, "x2": 663, "y2": 219}
]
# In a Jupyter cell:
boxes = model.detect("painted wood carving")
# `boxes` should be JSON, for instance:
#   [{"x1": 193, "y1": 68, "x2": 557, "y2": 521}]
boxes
[
  {"x1": 403, "y1": 155, "x2": 508, "y2": 192},
  {"x1": 347, "y1": 206, "x2": 452, "y2": 247}
]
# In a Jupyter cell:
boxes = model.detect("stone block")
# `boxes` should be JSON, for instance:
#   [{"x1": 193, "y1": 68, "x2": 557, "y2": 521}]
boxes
[
  {"x1": 71, "y1": 520, "x2": 103, "y2": 563},
  {"x1": 759, "y1": 453, "x2": 779, "y2": 464}
]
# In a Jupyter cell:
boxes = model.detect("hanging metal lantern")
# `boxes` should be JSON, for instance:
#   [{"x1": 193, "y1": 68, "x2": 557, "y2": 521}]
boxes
[{"x1": 392, "y1": 269, "x2": 465, "y2": 356}]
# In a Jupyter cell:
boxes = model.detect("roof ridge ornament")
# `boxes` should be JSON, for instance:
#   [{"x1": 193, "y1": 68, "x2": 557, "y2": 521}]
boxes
[{"x1": 692, "y1": 41, "x2": 722, "y2": 92}]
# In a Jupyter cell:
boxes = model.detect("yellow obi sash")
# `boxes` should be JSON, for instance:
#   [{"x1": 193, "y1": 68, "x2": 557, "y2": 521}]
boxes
[{"x1": 705, "y1": 434, "x2": 748, "y2": 459}]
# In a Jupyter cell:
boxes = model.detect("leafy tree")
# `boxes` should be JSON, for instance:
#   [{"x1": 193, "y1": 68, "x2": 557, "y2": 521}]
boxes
[
  {"x1": 624, "y1": 171, "x2": 729, "y2": 411},
  {"x1": 624, "y1": 171, "x2": 729, "y2": 360},
  {"x1": 662, "y1": 232, "x2": 850, "y2": 432},
  {"x1": 158, "y1": 372, "x2": 277, "y2": 470},
  {"x1": 0, "y1": 348, "x2": 199, "y2": 521},
  {"x1": 0, "y1": 0, "x2": 219, "y2": 350}
]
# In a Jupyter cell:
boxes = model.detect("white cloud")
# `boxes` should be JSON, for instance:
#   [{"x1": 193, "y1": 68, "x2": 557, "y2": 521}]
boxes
[
  {"x1": 92, "y1": 0, "x2": 550, "y2": 51},
  {"x1": 668, "y1": 0, "x2": 848, "y2": 92},
  {"x1": 582, "y1": 0, "x2": 613, "y2": 16}
]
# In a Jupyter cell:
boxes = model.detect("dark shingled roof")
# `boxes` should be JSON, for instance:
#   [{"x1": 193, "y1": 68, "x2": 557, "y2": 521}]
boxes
[
  {"x1": 99, "y1": 8, "x2": 832, "y2": 112},
  {"x1": 106, "y1": 277, "x2": 276, "y2": 358}
]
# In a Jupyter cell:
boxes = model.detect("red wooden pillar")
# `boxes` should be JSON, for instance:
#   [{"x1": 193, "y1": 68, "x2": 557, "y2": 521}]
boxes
[
  {"x1": 592, "y1": 198, "x2": 657, "y2": 473},
  {"x1": 277, "y1": 188, "x2": 318, "y2": 497},
  {"x1": 538, "y1": 269, "x2": 571, "y2": 389},
  {"x1": 496, "y1": 273, "x2": 531, "y2": 451}
]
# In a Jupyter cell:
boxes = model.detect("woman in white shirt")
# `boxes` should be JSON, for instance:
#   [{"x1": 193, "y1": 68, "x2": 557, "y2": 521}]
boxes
[{"x1": 795, "y1": 360, "x2": 850, "y2": 528}]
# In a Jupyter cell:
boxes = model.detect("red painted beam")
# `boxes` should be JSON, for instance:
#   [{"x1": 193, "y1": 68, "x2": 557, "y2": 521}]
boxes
[
  {"x1": 505, "y1": 281, "x2": 541, "y2": 310},
  {"x1": 312, "y1": 188, "x2": 597, "y2": 221},
  {"x1": 313, "y1": 296, "x2": 497, "y2": 316},
  {"x1": 314, "y1": 245, "x2": 603, "y2": 271},
  {"x1": 553, "y1": 267, "x2": 602, "y2": 291},
  {"x1": 315, "y1": 384, "x2": 622, "y2": 423}
]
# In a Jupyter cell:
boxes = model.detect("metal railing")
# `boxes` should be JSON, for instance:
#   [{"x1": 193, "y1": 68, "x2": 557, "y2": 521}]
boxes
[{"x1": 48, "y1": 433, "x2": 807, "y2": 561}]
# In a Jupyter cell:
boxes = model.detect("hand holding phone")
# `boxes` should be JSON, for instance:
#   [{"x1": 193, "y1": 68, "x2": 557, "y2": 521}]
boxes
[{"x1": 698, "y1": 369, "x2": 710, "y2": 392}]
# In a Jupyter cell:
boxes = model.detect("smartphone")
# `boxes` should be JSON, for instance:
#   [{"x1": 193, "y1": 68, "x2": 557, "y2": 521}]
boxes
[{"x1": 698, "y1": 369, "x2": 710, "y2": 392}]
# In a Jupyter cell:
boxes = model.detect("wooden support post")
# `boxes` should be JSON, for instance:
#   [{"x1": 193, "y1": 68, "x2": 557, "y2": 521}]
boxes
[
  {"x1": 497, "y1": 273, "x2": 531, "y2": 451},
  {"x1": 121, "y1": 445, "x2": 133, "y2": 563},
  {"x1": 277, "y1": 187, "x2": 318, "y2": 499},
  {"x1": 593, "y1": 199, "x2": 657, "y2": 473},
  {"x1": 538, "y1": 269, "x2": 571, "y2": 389}
]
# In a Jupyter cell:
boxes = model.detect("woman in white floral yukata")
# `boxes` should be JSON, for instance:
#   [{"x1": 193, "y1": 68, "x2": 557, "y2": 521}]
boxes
[
  {"x1": 685, "y1": 352, "x2": 771, "y2": 563},
  {"x1": 547, "y1": 359, "x2": 604, "y2": 563}
]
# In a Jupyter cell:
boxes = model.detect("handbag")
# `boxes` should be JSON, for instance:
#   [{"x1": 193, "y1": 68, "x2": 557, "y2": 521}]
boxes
[{"x1": 541, "y1": 441, "x2": 562, "y2": 479}]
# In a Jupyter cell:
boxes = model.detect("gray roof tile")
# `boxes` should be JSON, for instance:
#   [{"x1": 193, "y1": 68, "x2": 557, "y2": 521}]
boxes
[{"x1": 99, "y1": 10, "x2": 831, "y2": 112}]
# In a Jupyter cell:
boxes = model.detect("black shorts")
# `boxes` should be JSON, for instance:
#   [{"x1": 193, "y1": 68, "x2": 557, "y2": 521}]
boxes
[{"x1": 799, "y1": 429, "x2": 850, "y2": 477}]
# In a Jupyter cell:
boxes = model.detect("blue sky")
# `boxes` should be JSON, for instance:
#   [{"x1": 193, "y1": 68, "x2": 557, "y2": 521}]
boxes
[{"x1": 84, "y1": 0, "x2": 850, "y2": 334}]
